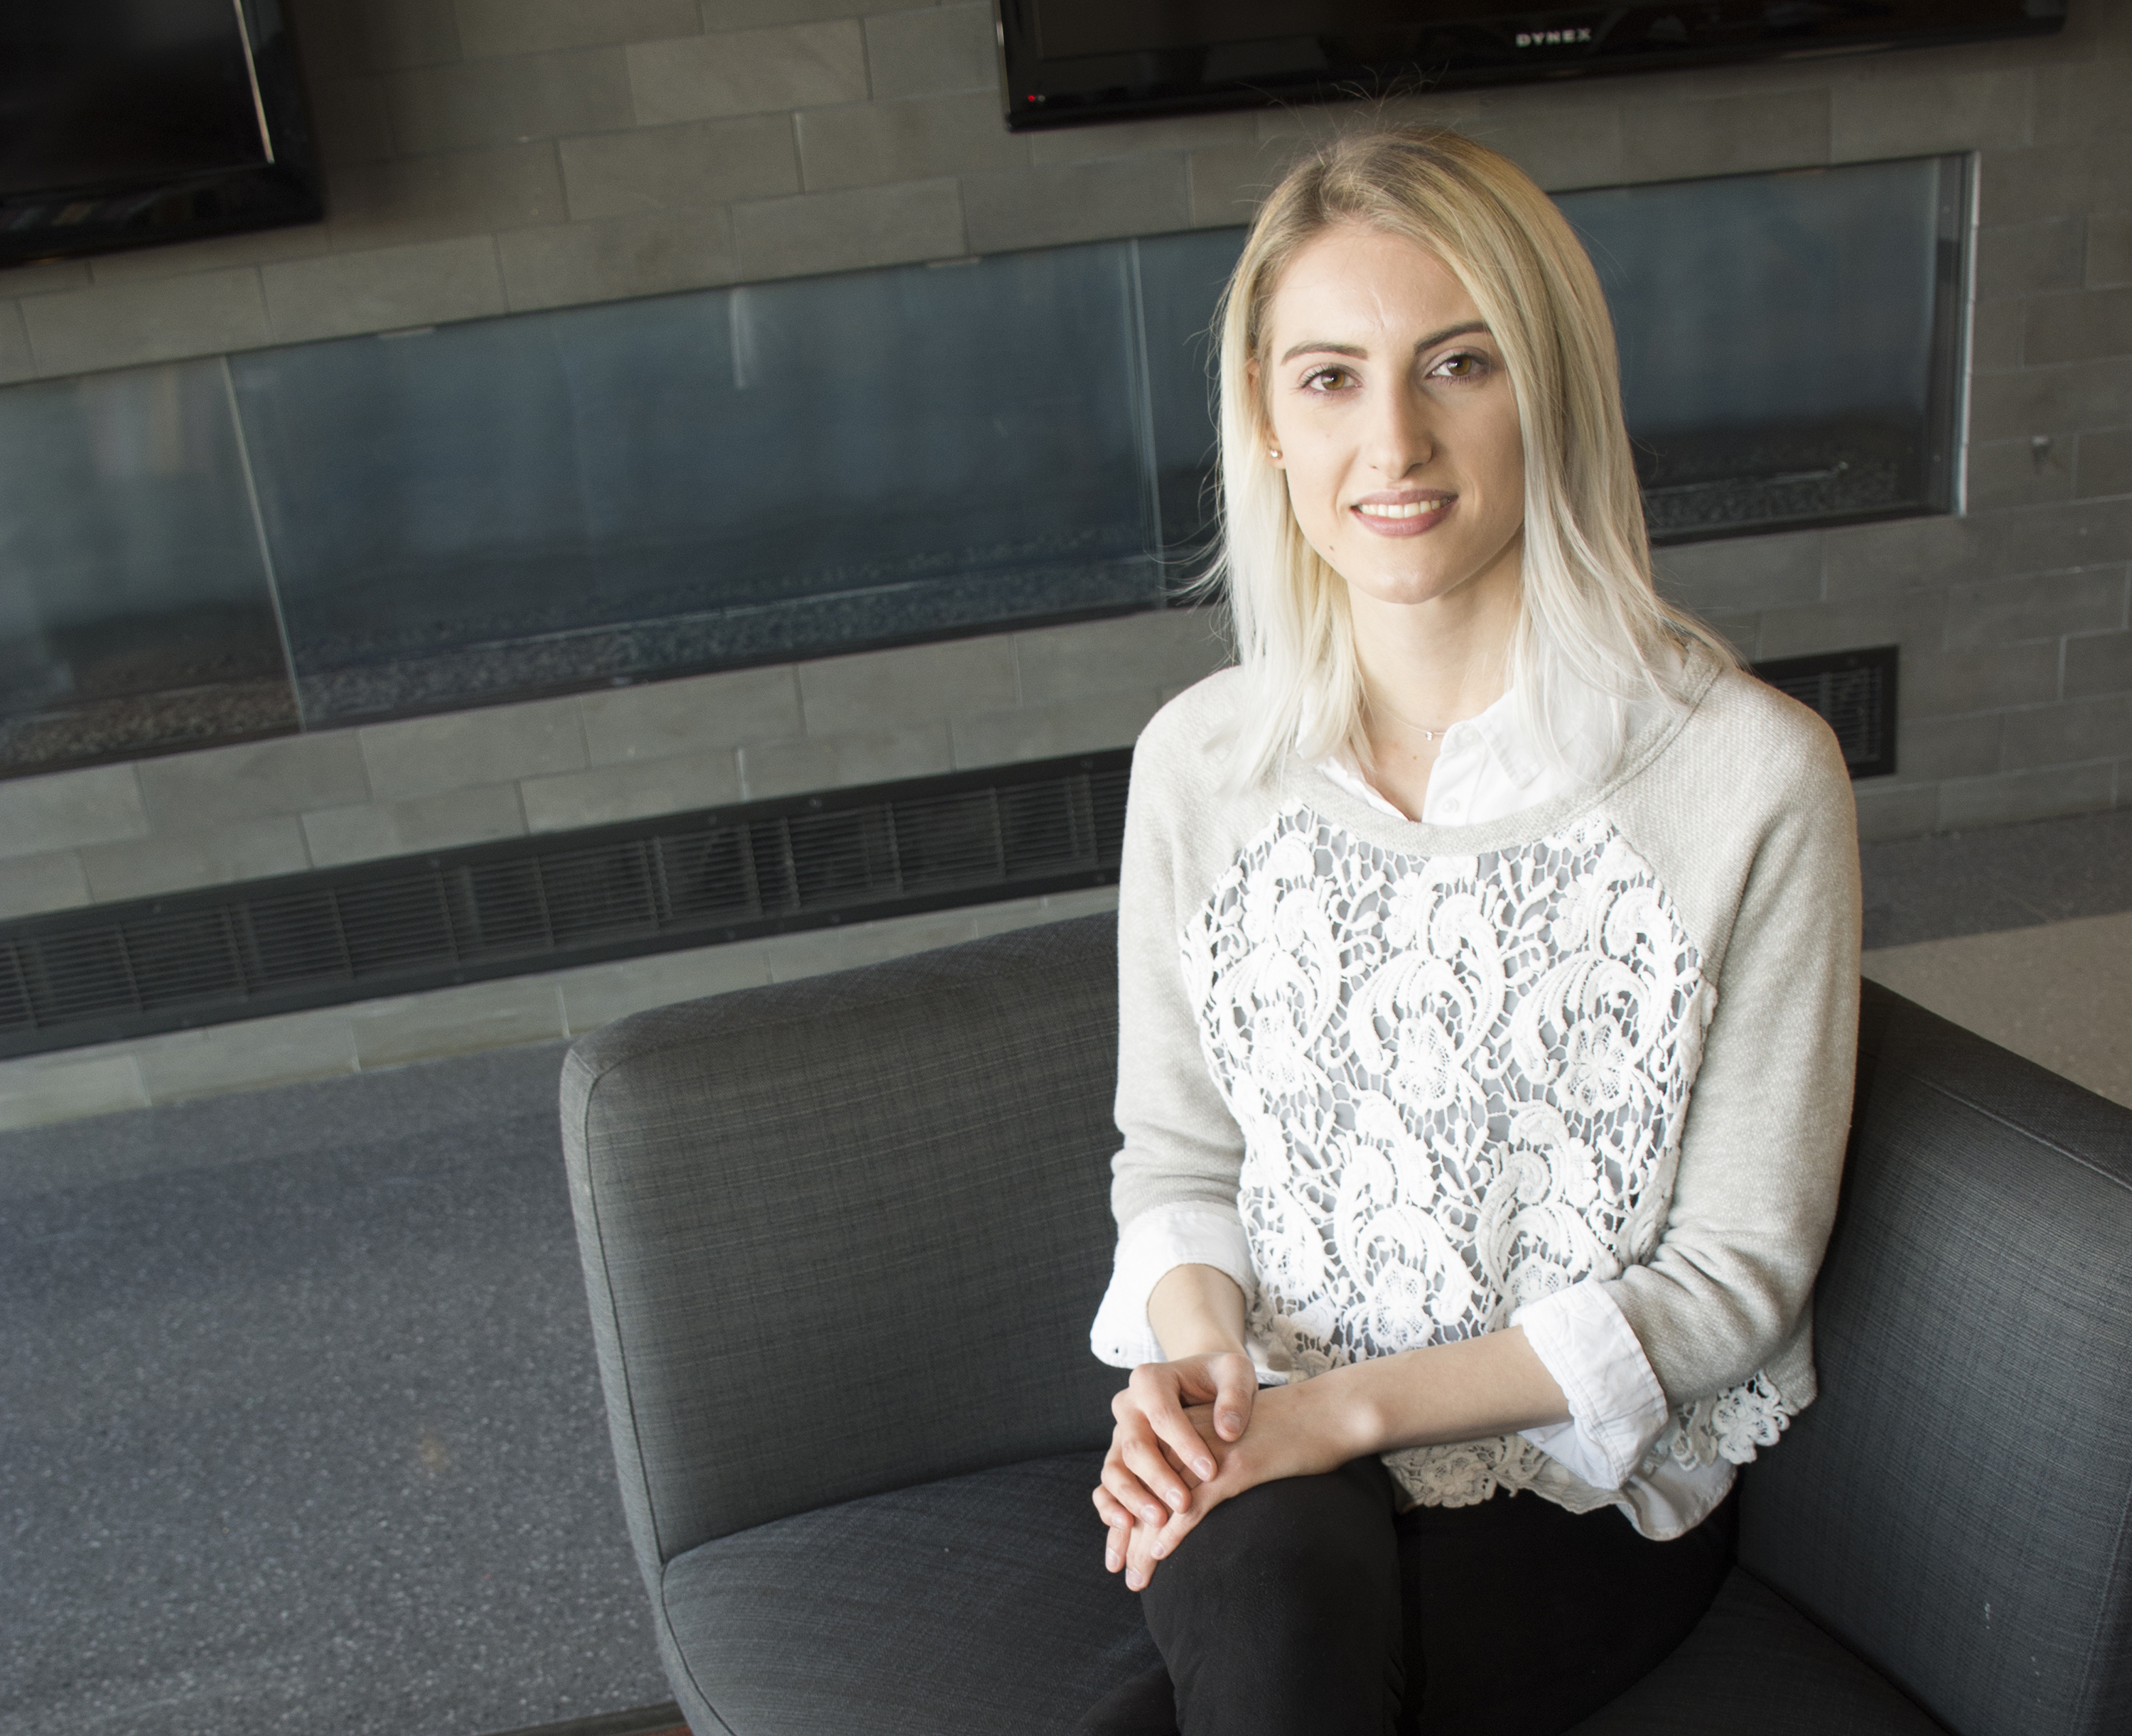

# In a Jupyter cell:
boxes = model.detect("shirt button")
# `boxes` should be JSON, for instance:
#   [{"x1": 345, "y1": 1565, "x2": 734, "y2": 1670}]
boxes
[{"x1": 1441, "y1": 799, "x2": 1462, "y2": 817}]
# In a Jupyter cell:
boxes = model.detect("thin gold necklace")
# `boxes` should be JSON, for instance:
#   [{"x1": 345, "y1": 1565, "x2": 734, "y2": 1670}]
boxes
[{"x1": 1367, "y1": 696, "x2": 1460, "y2": 743}]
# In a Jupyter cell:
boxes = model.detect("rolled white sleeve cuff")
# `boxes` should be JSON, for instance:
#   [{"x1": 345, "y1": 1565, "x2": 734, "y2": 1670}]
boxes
[
  {"x1": 1089, "y1": 1204, "x2": 1254, "y2": 1369},
  {"x1": 1512, "y1": 1281, "x2": 1671, "y2": 1491}
]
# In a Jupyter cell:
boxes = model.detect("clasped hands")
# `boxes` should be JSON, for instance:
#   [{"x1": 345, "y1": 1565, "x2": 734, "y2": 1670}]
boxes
[{"x1": 1092, "y1": 1350, "x2": 1355, "y2": 1591}]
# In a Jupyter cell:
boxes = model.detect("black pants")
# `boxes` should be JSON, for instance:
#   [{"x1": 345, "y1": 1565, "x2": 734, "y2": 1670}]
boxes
[{"x1": 1078, "y1": 1458, "x2": 1735, "y2": 1736}]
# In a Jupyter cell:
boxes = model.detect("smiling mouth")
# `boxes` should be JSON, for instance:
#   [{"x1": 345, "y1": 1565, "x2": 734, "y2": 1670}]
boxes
[{"x1": 1354, "y1": 500, "x2": 1450, "y2": 520}]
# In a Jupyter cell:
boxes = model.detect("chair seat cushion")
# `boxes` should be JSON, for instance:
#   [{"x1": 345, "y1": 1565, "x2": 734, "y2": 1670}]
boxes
[
  {"x1": 664, "y1": 1456, "x2": 1944, "y2": 1736},
  {"x1": 660, "y1": 1450, "x2": 1160, "y2": 1735},
  {"x1": 1569, "y1": 1565, "x2": 1947, "y2": 1734}
]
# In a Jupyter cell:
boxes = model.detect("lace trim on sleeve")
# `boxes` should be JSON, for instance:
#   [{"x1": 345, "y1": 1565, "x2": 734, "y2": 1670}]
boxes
[
  {"x1": 1647, "y1": 1370, "x2": 1802, "y2": 1471},
  {"x1": 1374, "y1": 1367, "x2": 1803, "y2": 1514}
]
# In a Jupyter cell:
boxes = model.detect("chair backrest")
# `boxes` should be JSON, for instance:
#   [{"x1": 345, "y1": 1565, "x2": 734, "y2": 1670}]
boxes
[
  {"x1": 1739, "y1": 982, "x2": 2132, "y2": 1736},
  {"x1": 561, "y1": 912, "x2": 1125, "y2": 1577}
]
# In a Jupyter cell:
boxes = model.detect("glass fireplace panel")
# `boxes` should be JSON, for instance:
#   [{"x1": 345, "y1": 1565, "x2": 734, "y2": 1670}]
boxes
[
  {"x1": 1558, "y1": 153, "x2": 1966, "y2": 541},
  {"x1": 230, "y1": 241, "x2": 1161, "y2": 726},
  {"x1": 0, "y1": 359, "x2": 295, "y2": 775},
  {"x1": 1138, "y1": 225, "x2": 1247, "y2": 573}
]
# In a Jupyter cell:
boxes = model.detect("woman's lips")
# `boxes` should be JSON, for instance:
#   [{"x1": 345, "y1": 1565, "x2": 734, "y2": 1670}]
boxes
[{"x1": 1350, "y1": 495, "x2": 1453, "y2": 538}]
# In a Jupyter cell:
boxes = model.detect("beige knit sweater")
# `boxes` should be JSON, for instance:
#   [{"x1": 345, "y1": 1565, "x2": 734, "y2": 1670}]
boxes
[{"x1": 1104, "y1": 648, "x2": 1862, "y2": 1537}]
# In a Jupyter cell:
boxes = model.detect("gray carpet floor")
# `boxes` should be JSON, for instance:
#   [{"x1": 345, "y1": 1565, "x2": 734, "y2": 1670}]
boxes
[
  {"x1": 0, "y1": 1041, "x2": 665, "y2": 1736},
  {"x1": 4, "y1": 805, "x2": 2129, "y2": 1736},
  {"x1": 1858, "y1": 804, "x2": 2132, "y2": 949}
]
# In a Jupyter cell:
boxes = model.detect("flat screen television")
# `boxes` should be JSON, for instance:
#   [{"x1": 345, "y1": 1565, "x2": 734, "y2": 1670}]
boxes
[
  {"x1": 0, "y1": 0, "x2": 318, "y2": 266},
  {"x1": 994, "y1": 0, "x2": 2067, "y2": 131}
]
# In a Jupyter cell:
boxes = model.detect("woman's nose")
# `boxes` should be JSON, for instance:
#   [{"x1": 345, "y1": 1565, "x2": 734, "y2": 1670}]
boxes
[{"x1": 1364, "y1": 384, "x2": 1434, "y2": 478}]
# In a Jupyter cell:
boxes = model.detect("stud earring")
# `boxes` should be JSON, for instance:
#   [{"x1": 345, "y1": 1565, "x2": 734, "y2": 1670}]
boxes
[{"x1": 1267, "y1": 446, "x2": 1281, "y2": 460}]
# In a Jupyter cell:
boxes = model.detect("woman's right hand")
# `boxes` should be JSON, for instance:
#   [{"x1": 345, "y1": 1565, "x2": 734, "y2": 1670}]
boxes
[{"x1": 1094, "y1": 1351, "x2": 1258, "y2": 1582}]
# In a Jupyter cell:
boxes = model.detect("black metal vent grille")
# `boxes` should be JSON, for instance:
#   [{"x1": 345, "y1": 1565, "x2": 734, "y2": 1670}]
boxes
[
  {"x1": 0, "y1": 750, "x2": 1131, "y2": 1060},
  {"x1": 1752, "y1": 645, "x2": 1898, "y2": 780},
  {"x1": 0, "y1": 648, "x2": 1897, "y2": 1062}
]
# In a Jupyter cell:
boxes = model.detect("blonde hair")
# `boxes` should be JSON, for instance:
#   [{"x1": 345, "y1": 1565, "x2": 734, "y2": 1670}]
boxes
[{"x1": 1209, "y1": 125, "x2": 1735, "y2": 787}]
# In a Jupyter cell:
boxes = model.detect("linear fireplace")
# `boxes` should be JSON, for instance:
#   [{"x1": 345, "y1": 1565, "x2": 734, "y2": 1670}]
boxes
[
  {"x1": 1560, "y1": 155, "x2": 1968, "y2": 543},
  {"x1": 0, "y1": 154, "x2": 1969, "y2": 779}
]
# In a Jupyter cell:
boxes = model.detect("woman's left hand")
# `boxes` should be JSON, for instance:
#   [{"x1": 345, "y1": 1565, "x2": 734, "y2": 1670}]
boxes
[
  {"x1": 1092, "y1": 1328, "x2": 1571, "y2": 1590},
  {"x1": 1094, "y1": 1380, "x2": 1359, "y2": 1590}
]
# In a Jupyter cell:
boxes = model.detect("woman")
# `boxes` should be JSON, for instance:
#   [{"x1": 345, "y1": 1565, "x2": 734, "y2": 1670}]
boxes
[{"x1": 1081, "y1": 128, "x2": 1861, "y2": 1735}]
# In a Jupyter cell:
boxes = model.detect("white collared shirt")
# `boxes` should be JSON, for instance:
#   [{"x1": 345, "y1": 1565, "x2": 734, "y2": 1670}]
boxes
[{"x1": 1313, "y1": 684, "x2": 1568, "y2": 826}]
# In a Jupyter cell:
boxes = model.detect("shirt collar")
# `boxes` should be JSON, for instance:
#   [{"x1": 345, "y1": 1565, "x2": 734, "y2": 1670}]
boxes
[
  {"x1": 1443, "y1": 687, "x2": 1546, "y2": 791},
  {"x1": 1308, "y1": 684, "x2": 1553, "y2": 821}
]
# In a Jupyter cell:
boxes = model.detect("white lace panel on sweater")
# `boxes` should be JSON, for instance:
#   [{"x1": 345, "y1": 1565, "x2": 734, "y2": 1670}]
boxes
[{"x1": 1188, "y1": 806, "x2": 1791, "y2": 1502}]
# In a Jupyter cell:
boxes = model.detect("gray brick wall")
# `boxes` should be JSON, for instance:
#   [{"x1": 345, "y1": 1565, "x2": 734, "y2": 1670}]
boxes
[
  {"x1": 0, "y1": 6, "x2": 2111, "y2": 381},
  {"x1": 0, "y1": 608, "x2": 1231, "y2": 917},
  {"x1": 0, "y1": 6, "x2": 2127, "y2": 873}
]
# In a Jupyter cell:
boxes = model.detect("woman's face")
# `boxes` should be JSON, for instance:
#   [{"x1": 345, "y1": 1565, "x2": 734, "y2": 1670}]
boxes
[{"x1": 1256, "y1": 223, "x2": 1526, "y2": 620}]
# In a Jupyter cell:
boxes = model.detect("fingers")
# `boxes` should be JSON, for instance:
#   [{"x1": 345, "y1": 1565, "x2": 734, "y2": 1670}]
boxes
[
  {"x1": 1151, "y1": 1489, "x2": 1210, "y2": 1563},
  {"x1": 1092, "y1": 1483, "x2": 1168, "y2": 1590},
  {"x1": 1092, "y1": 1485, "x2": 1133, "y2": 1574},
  {"x1": 1122, "y1": 1366, "x2": 1217, "y2": 1484},
  {"x1": 1131, "y1": 1454, "x2": 1233, "y2": 1585},
  {"x1": 1096, "y1": 1467, "x2": 1227, "y2": 1592},
  {"x1": 1100, "y1": 1435, "x2": 1167, "y2": 1526},
  {"x1": 1126, "y1": 1426, "x2": 1198, "y2": 1510},
  {"x1": 1148, "y1": 1405, "x2": 1217, "y2": 1484},
  {"x1": 1099, "y1": 1355, "x2": 1254, "y2": 1587},
  {"x1": 1104, "y1": 1479, "x2": 1164, "y2": 1529},
  {"x1": 1211, "y1": 1360, "x2": 1257, "y2": 1442},
  {"x1": 1102, "y1": 1426, "x2": 1197, "y2": 1526},
  {"x1": 1095, "y1": 1350, "x2": 1269, "y2": 1595},
  {"x1": 1123, "y1": 1506, "x2": 1165, "y2": 1592}
]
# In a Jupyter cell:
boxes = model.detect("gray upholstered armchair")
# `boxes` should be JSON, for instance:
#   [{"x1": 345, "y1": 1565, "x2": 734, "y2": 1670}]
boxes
[{"x1": 561, "y1": 912, "x2": 2131, "y2": 1735}]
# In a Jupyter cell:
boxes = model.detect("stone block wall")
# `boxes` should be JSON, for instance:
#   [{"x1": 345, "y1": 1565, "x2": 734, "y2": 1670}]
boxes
[
  {"x1": 0, "y1": 599, "x2": 1220, "y2": 1126},
  {"x1": 2, "y1": 1, "x2": 2128, "y2": 1121},
  {"x1": 0, "y1": 1, "x2": 2122, "y2": 846},
  {"x1": 0, "y1": 608, "x2": 1228, "y2": 917}
]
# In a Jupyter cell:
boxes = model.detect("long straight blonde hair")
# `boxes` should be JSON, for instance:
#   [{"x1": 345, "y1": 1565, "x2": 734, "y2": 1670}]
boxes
[{"x1": 1210, "y1": 126, "x2": 1734, "y2": 788}]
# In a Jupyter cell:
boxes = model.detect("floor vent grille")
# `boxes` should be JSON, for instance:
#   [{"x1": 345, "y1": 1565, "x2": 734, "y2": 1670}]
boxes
[
  {"x1": 0, "y1": 649, "x2": 1897, "y2": 1062},
  {"x1": 1753, "y1": 645, "x2": 1897, "y2": 779},
  {"x1": 0, "y1": 750, "x2": 1130, "y2": 1060}
]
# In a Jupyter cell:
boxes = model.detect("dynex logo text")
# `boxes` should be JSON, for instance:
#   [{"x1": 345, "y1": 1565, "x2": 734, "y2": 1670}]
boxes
[{"x1": 1515, "y1": 28, "x2": 1594, "y2": 46}]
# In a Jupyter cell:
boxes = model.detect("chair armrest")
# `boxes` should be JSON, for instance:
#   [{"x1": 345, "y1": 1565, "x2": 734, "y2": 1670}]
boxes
[
  {"x1": 1740, "y1": 983, "x2": 2132, "y2": 1736},
  {"x1": 563, "y1": 913, "x2": 1125, "y2": 1572}
]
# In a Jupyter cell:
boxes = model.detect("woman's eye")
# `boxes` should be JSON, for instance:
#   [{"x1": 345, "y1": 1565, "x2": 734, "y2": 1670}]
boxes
[
  {"x1": 1432, "y1": 351, "x2": 1487, "y2": 379},
  {"x1": 1301, "y1": 366, "x2": 1353, "y2": 392}
]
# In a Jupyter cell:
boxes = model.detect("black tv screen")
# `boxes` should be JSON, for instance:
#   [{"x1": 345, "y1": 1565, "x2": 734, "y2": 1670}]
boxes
[
  {"x1": 995, "y1": 0, "x2": 2067, "y2": 130},
  {"x1": 0, "y1": 0, "x2": 318, "y2": 264}
]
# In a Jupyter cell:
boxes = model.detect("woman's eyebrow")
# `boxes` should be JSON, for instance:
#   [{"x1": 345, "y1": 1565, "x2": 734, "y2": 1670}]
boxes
[
  {"x1": 1278, "y1": 339, "x2": 1367, "y2": 364},
  {"x1": 1276, "y1": 320, "x2": 1490, "y2": 365}
]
